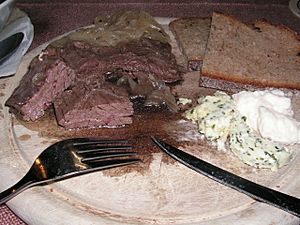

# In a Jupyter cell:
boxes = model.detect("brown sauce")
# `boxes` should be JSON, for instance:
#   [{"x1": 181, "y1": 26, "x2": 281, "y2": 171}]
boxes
[
  {"x1": 17, "y1": 99, "x2": 190, "y2": 175},
  {"x1": 15, "y1": 72, "x2": 213, "y2": 176}
]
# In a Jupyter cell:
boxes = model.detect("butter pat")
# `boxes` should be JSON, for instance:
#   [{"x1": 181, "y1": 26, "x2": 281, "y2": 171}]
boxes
[
  {"x1": 233, "y1": 90, "x2": 300, "y2": 144},
  {"x1": 229, "y1": 116, "x2": 291, "y2": 171},
  {"x1": 186, "y1": 92, "x2": 235, "y2": 150}
]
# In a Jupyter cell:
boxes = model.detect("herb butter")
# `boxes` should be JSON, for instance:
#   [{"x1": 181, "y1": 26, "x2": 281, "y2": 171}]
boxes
[
  {"x1": 186, "y1": 91, "x2": 292, "y2": 170},
  {"x1": 186, "y1": 92, "x2": 235, "y2": 150},
  {"x1": 229, "y1": 116, "x2": 290, "y2": 171}
]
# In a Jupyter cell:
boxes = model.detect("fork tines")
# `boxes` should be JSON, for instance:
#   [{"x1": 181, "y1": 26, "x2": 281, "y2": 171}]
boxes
[
  {"x1": 71, "y1": 138, "x2": 140, "y2": 169},
  {"x1": 75, "y1": 144, "x2": 133, "y2": 153}
]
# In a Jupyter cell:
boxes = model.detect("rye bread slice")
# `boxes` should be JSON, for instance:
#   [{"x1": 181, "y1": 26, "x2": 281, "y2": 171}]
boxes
[
  {"x1": 202, "y1": 12, "x2": 300, "y2": 90},
  {"x1": 169, "y1": 17, "x2": 211, "y2": 71}
]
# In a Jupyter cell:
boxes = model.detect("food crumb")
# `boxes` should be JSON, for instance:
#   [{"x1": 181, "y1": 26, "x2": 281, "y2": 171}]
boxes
[
  {"x1": 41, "y1": 140, "x2": 49, "y2": 145},
  {"x1": 177, "y1": 97, "x2": 192, "y2": 105},
  {"x1": 18, "y1": 134, "x2": 31, "y2": 141}
]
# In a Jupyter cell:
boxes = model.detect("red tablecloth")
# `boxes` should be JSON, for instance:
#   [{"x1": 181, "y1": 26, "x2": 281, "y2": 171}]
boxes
[
  {"x1": 0, "y1": 1, "x2": 299, "y2": 224},
  {"x1": 0, "y1": 205, "x2": 26, "y2": 224}
]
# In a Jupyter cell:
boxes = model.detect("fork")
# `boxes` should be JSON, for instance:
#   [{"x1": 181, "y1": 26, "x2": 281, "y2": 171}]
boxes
[{"x1": 0, "y1": 138, "x2": 140, "y2": 205}]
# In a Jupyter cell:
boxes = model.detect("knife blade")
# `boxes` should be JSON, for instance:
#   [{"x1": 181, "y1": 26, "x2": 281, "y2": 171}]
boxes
[{"x1": 152, "y1": 137, "x2": 300, "y2": 218}]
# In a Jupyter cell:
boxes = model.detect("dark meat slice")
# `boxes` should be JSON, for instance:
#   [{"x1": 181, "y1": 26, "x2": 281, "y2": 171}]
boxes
[
  {"x1": 5, "y1": 43, "x2": 105, "y2": 122},
  {"x1": 54, "y1": 79, "x2": 133, "y2": 129},
  {"x1": 53, "y1": 38, "x2": 182, "y2": 129},
  {"x1": 5, "y1": 55, "x2": 75, "y2": 121},
  {"x1": 55, "y1": 41, "x2": 107, "y2": 70},
  {"x1": 5, "y1": 37, "x2": 183, "y2": 127},
  {"x1": 60, "y1": 38, "x2": 183, "y2": 83},
  {"x1": 108, "y1": 38, "x2": 183, "y2": 83}
]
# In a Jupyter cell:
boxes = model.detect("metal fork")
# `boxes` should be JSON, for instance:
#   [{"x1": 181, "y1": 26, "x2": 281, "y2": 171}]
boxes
[{"x1": 0, "y1": 138, "x2": 140, "y2": 205}]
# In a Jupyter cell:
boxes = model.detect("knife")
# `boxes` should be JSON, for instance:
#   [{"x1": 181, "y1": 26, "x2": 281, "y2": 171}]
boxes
[
  {"x1": 0, "y1": 32, "x2": 24, "y2": 65},
  {"x1": 151, "y1": 137, "x2": 300, "y2": 218}
]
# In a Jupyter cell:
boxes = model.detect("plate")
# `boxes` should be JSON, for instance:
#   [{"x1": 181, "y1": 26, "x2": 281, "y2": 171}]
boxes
[
  {"x1": 0, "y1": 18, "x2": 299, "y2": 225},
  {"x1": 289, "y1": 0, "x2": 300, "y2": 18},
  {"x1": 0, "y1": 8, "x2": 34, "y2": 77}
]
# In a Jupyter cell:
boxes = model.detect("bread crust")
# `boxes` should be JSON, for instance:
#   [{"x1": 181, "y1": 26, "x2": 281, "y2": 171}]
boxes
[
  {"x1": 213, "y1": 12, "x2": 300, "y2": 43},
  {"x1": 201, "y1": 70, "x2": 300, "y2": 90}
]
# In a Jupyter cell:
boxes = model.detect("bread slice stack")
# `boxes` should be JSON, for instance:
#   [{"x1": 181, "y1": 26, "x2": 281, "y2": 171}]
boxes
[{"x1": 170, "y1": 12, "x2": 300, "y2": 91}]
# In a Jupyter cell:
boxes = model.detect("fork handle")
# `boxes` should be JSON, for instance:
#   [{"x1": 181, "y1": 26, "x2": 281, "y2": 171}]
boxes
[{"x1": 0, "y1": 172, "x2": 36, "y2": 205}]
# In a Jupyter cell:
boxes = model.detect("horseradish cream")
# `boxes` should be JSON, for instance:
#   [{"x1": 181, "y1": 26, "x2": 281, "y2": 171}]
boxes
[{"x1": 233, "y1": 90, "x2": 300, "y2": 144}]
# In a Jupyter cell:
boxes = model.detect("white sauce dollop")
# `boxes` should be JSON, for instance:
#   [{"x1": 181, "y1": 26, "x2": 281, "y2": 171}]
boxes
[{"x1": 233, "y1": 90, "x2": 300, "y2": 144}]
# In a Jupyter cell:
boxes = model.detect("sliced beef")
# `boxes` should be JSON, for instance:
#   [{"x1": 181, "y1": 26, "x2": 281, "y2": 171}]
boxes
[
  {"x1": 54, "y1": 79, "x2": 133, "y2": 129},
  {"x1": 107, "y1": 38, "x2": 182, "y2": 83},
  {"x1": 5, "y1": 52, "x2": 75, "y2": 121},
  {"x1": 61, "y1": 38, "x2": 183, "y2": 83},
  {"x1": 5, "y1": 37, "x2": 183, "y2": 129}
]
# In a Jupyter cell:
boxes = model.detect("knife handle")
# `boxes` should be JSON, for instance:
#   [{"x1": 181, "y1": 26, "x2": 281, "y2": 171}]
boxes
[
  {"x1": 187, "y1": 154, "x2": 300, "y2": 218},
  {"x1": 225, "y1": 172, "x2": 300, "y2": 218}
]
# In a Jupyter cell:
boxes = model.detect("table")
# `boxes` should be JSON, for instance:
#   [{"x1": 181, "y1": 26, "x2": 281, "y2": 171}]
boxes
[{"x1": 0, "y1": 1, "x2": 299, "y2": 224}]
